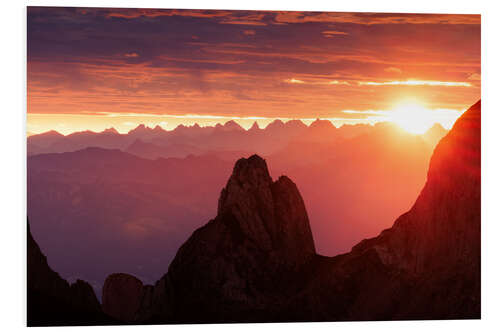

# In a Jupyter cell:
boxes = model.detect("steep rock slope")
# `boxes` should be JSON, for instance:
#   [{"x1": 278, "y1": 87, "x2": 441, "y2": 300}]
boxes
[
  {"x1": 104, "y1": 100, "x2": 481, "y2": 323},
  {"x1": 165, "y1": 155, "x2": 316, "y2": 322},
  {"x1": 102, "y1": 273, "x2": 145, "y2": 323},
  {"x1": 27, "y1": 219, "x2": 113, "y2": 326},
  {"x1": 303, "y1": 100, "x2": 481, "y2": 320}
]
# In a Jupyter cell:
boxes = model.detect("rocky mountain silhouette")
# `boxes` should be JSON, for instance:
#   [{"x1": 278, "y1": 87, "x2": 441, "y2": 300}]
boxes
[
  {"x1": 28, "y1": 118, "x2": 445, "y2": 158},
  {"x1": 27, "y1": 219, "x2": 114, "y2": 326},
  {"x1": 27, "y1": 150, "x2": 234, "y2": 299},
  {"x1": 99, "y1": 100, "x2": 480, "y2": 323}
]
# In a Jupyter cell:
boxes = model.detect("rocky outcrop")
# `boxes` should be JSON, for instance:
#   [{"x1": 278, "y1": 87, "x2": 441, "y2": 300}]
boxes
[
  {"x1": 27, "y1": 219, "x2": 113, "y2": 326},
  {"x1": 304, "y1": 100, "x2": 481, "y2": 320},
  {"x1": 102, "y1": 100, "x2": 481, "y2": 323},
  {"x1": 163, "y1": 155, "x2": 316, "y2": 322},
  {"x1": 102, "y1": 273, "x2": 147, "y2": 322}
]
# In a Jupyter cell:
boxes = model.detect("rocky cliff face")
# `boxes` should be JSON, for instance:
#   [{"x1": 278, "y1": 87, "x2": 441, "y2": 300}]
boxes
[
  {"x1": 165, "y1": 155, "x2": 316, "y2": 322},
  {"x1": 100, "y1": 155, "x2": 317, "y2": 323},
  {"x1": 27, "y1": 219, "x2": 112, "y2": 326},
  {"x1": 102, "y1": 273, "x2": 145, "y2": 323},
  {"x1": 57, "y1": 100, "x2": 481, "y2": 324},
  {"x1": 304, "y1": 100, "x2": 481, "y2": 320},
  {"x1": 349, "y1": 100, "x2": 480, "y2": 318}
]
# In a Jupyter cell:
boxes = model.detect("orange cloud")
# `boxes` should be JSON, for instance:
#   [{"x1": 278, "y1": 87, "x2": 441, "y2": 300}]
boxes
[
  {"x1": 384, "y1": 67, "x2": 402, "y2": 74},
  {"x1": 322, "y1": 30, "x2": 349, "y2": 37},
  {"x1": 467, "y1": 73, "x2": 481, "y2": 81},
  {"x1": 358, "y1": 80, "x2": 472, "y2": 87},
  {"x1": 105, "y1": 9, "x2": 232, "y2": 19},
  {"x1": 221, "y1": 20, "x2": 267, "y2": 26},
  {"x1": 274, "y1": 12, "x2": 480, "y2": 25},
  {"x1": 284, "y1": 78, "x2": 305, "y2": 84},
  {"x1": 284, "y1": 78, "x2": 350, "y2": 85}
]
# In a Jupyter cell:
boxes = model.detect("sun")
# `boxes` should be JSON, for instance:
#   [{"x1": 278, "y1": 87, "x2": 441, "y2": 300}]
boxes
[{"x1": 387, "y1": 100, "x2": 439, "y2": 134}]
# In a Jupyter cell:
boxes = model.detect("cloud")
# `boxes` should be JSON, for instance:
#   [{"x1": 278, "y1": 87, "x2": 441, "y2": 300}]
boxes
[
  {"x1": 105, "y1": 9, "x2": 232, "y2": 19},
  {"x1": 221, "y1": 20, "x2": 267, "y2": 26},
  {"x1": 384, "y1": 67, "x2": 402, "y2": 74},
  {"x1": 467, "y1": 73, "x2": 481, "y2": 81},
  {"x1": 27, "y1": 7, "x2": 481, "y2": 122},
  {"x1": 322, "y1": 30, "x2": 349, "y2": 38},
  {"x1": 274, "y1": 12, "x2": 480, "y2": 25},
  {"x1": 358, "y1": 80, "x2": 472, "y2": 87},
  {"x1": 124, "y1": 53, "x2": 139, "y2": 58},
  {"x1": 284, "y1": 78, "x2": 305, "y2": 84},
  {"x1": 328, "y1": 80, "x2": 350, "y2": 85},
  {"x1": 284, "y1": 78, "x2": 350, "y2": 85}
]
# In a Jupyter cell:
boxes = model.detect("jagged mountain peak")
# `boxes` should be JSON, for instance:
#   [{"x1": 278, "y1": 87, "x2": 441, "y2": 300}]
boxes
[
  {"x1": 309, "y1": 118, "x2": 334, "y2": 129},
  {"x1": 426, "y1": 122, "x2": 446, "y2": 133},
  {"x1": 36, "y1": 129, "x2": 64, "y2": 137},
  {"x1": 214, "y1": 154, "x2": 315, "y2": 261},
  {"x1": 224, "y1": 155, "x2": 272, "y2": 189},
  {"x1": 266, "y1": 119, "x2": 285, "y2": 129},
  {"x1": 285, "y1": 119, "x2": 307, "y2": 129},
  {"x1": 223, "y1": 120, "x2": 244, "y2": 131},
  {"x1": 102, "y1": 127, "x2": 119, "y2": 134},
  {"x1": 249, "y1": 121, "x2": 260, "y2": 131}
]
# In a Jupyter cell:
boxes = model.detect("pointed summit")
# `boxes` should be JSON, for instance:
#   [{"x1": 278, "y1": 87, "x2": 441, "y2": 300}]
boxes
[
  {"x1": 27, "y1": 130, "x2": 65, "y2": 150},
  {"x1": 425, "y1": 122, "x2": 446, "y2": 134},
  {"x1": 102, "y1": 127, "x2": 119, "y2": 134},
  {"x1": 219, "y1": 155, "x2": 273, "y2": 213},
  {"x1": 223, "y1": 120, "x2": 244, "y2": 131},
  {"x1": 128, "y1": 124, "x2": 148, "y2": 135},
  {"x1": 249, "y1": 121, "x2": 260, "y2": 131},
  {"x1": 173, "y1": 124, "x2": 187, "y2": 131},
  {"x1": 423, "y1": 123, "x2": 447, "y2": 145},
  {"x1": 265, "y1": 119, "x2": 285, "y2": 131},
  {"x1": 214, "y1": 120, "x2": 244, "y2": 132},
  {"x1": 160, "y1": 154, "x2": 315, "y2": 321},
  {"x1": 30, "y1": 130, "x2": 64, "y2": 138},
  {"x1": 309, "y1": 118, "x2": 334, "y2": 129},
  {"x1": 214, "y1": 154, "x2": 315, "y2": 261},
  {"x1": 285, "y1": 119, "x2": 307, "y2": 130}
]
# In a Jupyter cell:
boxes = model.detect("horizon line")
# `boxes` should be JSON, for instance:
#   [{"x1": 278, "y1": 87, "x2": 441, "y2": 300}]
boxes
[{"x1": 27, "y1": 117, "x2": 451, "y2": 137}]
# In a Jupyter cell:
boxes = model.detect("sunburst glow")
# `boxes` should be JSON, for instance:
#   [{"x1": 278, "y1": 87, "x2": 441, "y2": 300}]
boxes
[{"x1": 386, "y1": 100, "x2": 463, "y2": 134}]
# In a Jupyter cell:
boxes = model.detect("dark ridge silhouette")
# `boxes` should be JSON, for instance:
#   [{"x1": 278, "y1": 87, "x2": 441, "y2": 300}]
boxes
[
  {"x1": 27, "y1": 219, "x2": 115, "y2": 326},
  {"x1": 27, "y1": 120, "x2": 445, "y2": 309},
  {"x1": 27, "y1": 116, "x2": 444, "y2": 158},
  {"x1": 99, "y1": 100, "x2": 480, "y2": 323},
  {"x1": 27, "y1": 150, "x2": 233, "y2": 299},
  {"x1": 102, "y1": 273, "x2": 145, "y2": 323}
]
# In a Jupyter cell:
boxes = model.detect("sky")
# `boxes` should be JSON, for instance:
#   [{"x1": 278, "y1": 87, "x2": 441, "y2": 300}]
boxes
[{"x1": 27, "y1": 7, "x2": 481, "y2": 134}]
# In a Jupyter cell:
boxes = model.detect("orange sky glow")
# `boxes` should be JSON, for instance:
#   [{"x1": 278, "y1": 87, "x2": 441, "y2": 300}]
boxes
[{"x1": 27, "y1": 8, "x2": 480, "y2": 135}]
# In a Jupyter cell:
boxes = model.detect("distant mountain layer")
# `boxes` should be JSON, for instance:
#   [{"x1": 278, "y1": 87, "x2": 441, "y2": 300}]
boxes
[
  {"x1": 27, "y1": 101, "x2": 479, "y2": 324},
  {"x1": 27, "y1": 119, "x2": 447, "y2": 158},
  {"x1": 98, "y1": 100, "x2": 480, "y2": 323},
  {"x1": 27, "y1": 152, "x2": 233, "y2": 298},
  {"x1": 27, "y1": 117, "x2": 445, "y2": 300}
]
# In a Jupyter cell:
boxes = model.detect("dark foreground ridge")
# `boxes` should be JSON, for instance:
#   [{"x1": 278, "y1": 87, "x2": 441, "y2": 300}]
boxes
[
  {"x1": 27, "y1": 219, "x2": 116, "y2": 326},
  {"x1": 28, "y1": 100, "x2": 481, "y2": 324}
]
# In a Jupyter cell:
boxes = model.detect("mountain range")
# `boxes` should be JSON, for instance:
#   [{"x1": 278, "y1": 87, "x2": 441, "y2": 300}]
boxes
[
  {"x1": 28, "y1": 119, "x2": 446, "y2": 157},
  {"x1": 27, "y1": 100, "x2": 480, "y2": 324},
  {"x1": 27, "y1": 119, "x2": 445, "y2": 298}
]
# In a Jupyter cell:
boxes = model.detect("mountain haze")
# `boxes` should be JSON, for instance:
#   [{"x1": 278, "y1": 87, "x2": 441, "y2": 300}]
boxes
[{"x1": 98, "y1": 100, "x2": 480, "y2": 323}]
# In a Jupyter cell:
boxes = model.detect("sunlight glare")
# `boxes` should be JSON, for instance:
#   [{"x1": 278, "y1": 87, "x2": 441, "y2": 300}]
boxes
[{"x1": 387, "y1": 100, "x2": 463, "y2": 134}]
